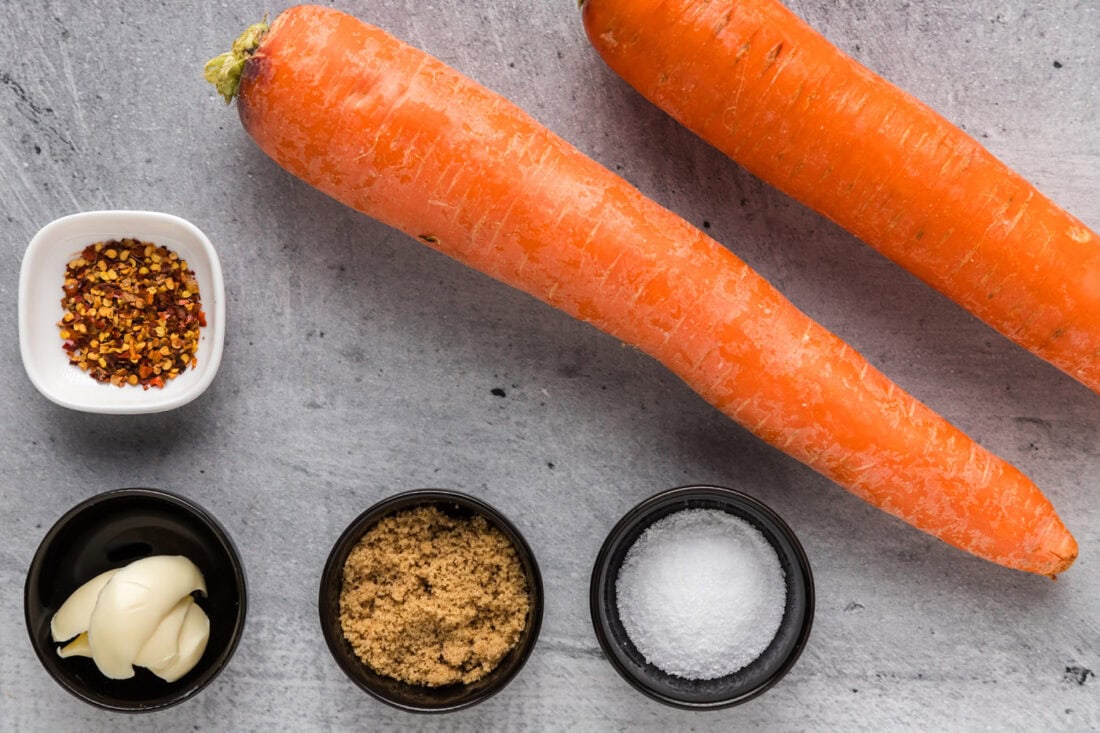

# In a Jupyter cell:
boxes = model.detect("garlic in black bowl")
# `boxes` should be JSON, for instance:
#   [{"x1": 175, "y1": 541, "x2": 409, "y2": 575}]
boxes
[
  {"x1": 24, "y1": 488, "x2": 246, "y2": 712},
  {"x1": 51, "y1": 555, "x2": 210, "y2": 683}
]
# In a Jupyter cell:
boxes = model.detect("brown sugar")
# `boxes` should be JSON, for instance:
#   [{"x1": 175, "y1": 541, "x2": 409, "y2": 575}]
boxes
[{"x1": 338, "y1": 504, "x2": 530, "y2": 687}]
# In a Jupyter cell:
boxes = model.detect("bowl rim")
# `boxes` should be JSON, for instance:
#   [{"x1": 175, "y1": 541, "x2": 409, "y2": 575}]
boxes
[
  {"x1": 318, "y1": 488, "x2": 544, "y2": 713},
  {"x1": 18, "y1": 209, "x2": 226, "y2": 414},
  {"x1": 23, "y1": 486, "x2": 249, "y2": 713},
  {"x1": 589, "y1": 484, "x2": 815, "y2": 710}
]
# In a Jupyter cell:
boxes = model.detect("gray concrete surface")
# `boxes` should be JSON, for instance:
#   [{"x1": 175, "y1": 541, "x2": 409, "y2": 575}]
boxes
[{"x1": 1, "y1": 1, "x2": 1097, "y2": 730}]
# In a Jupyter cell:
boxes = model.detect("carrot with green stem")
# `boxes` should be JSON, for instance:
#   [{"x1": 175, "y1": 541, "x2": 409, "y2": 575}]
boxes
[
  {"x1": 581, "y1": 0, "x2": 1100, "y2": 394},
  {"x1": 205, "y1": 5, "x2": 1076, "y2": 575}
]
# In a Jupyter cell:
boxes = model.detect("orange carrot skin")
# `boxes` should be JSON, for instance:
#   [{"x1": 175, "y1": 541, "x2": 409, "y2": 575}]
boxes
[
  {"x1": 230, "y1": 6, "x2": 1075, "y2": 574},
  {"x1": 582, "y1": 0, "x2": 1100, "y2": 394}
]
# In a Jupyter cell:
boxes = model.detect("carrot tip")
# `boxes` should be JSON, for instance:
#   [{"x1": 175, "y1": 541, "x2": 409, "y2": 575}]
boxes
[{"x1": 1043, "y1": 535, "x2": 1079, "y2": 577}]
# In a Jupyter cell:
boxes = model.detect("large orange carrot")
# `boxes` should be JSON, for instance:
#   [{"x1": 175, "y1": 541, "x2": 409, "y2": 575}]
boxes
[
  {"x1": 582, "y1": 0, "x2": 1100, "y2": 394},
  {"x1": 205, "y1": 6, "x2": 1076, "y2": 575}
]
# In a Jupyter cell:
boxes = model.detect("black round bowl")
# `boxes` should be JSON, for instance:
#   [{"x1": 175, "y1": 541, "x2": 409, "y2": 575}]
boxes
[
  {"x1": 590, "y1": 484, "x2": 814, "y2": 710},
  {"x1": 24, "y1": 487, "x2": 248, "y2": 712},
  {"x1": 319, "y1": 489, "x2": 543, "y2": 713}
]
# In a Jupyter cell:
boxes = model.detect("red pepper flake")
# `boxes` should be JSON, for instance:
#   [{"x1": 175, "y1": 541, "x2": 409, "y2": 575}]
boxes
[{"x1": 58, "y1": 238, "x2": 205, "y2": 389}]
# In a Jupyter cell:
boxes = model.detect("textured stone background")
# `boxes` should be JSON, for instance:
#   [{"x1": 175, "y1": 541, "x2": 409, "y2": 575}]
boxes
[{"x1": 1, "y1": 1, "x2": 1097, "y2": 730}]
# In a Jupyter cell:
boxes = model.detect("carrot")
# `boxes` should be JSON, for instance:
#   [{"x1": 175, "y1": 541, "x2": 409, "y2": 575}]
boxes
[
  {"x1": 581, "y1": 0, "x2": 1100, "y2": 395},
  {"x1": 204, "y1": 6, "x2": 1076, "y2": 575}
]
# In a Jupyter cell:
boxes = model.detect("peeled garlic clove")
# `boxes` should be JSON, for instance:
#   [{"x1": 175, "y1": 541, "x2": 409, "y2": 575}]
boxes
[
  {"x1": 57, "y1": 632, "x2": 92, "y2": 659},
  {"x1": 51, "y1": 569, "x2": 119, "y2": 643},
  {"x1": 133, "y1": 596, "x2": 193, "y2": 671},
  {"x1": 151, "y1": 602, "x2": 210, "y2": 683},
  {"x1": 87, "y1": 556, "x2": 206, "y2": 680}
]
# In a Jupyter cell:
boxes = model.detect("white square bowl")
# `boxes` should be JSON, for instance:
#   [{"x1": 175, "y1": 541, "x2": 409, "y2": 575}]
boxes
[{"x1": 19, "y1": 210, "x2": 225, "y2": 414}]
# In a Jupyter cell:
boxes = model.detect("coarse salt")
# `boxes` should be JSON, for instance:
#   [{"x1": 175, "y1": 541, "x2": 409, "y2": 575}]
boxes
[{"x1": 615, "y1": 508, "x2": 786, "y2": 680}]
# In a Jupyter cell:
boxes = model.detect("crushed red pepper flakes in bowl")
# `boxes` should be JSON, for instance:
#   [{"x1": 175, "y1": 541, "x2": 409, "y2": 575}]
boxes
[{"x1": 58, "y1": 239, "x2": 206, "y2": 389}]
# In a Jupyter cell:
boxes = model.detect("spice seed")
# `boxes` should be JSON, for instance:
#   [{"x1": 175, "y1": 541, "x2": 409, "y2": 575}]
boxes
[{"x1": 57, "y1": 238, "x2": 204, "y2": 389}]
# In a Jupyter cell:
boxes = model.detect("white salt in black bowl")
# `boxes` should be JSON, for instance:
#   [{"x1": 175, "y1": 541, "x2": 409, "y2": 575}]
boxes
[{"x1": 589, "y1": 484, "x2": 814, "y2": 709}]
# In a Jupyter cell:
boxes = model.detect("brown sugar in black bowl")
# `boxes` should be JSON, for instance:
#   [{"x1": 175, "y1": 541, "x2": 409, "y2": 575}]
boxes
[
  {"x1": 319, "y1": 489, "x2": 543, "y2": 713},
  {"x1": 24, "y1": 487, "x2": 247, "y2": 712}
]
